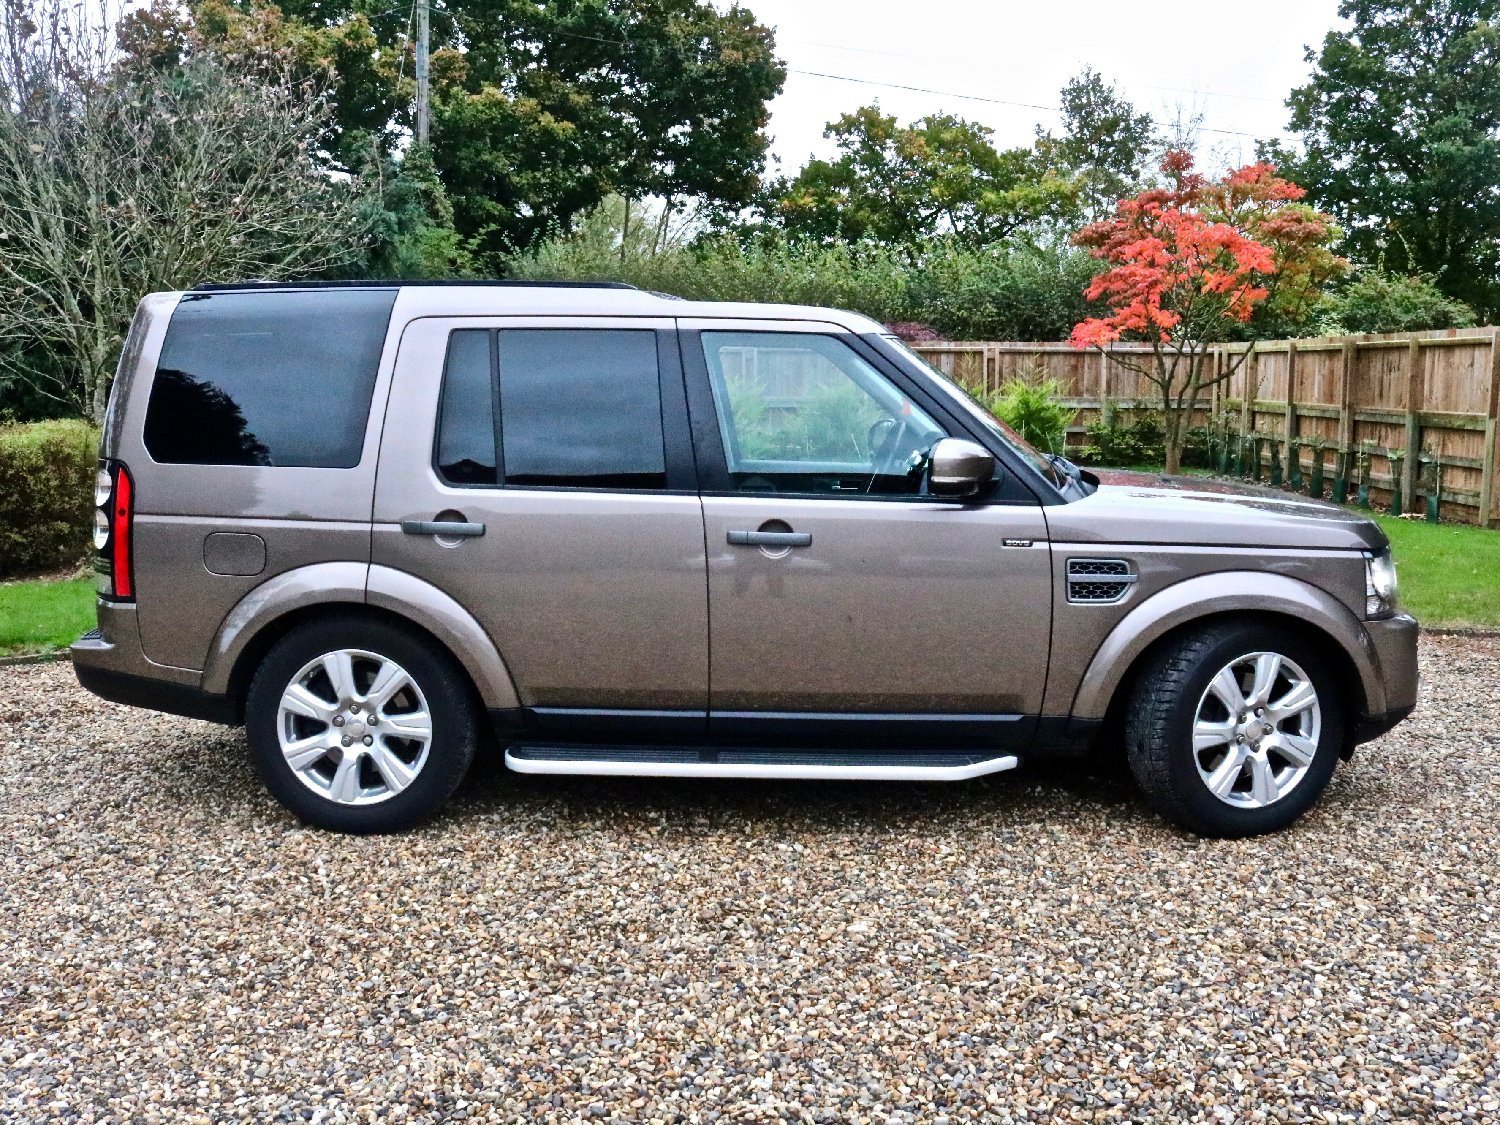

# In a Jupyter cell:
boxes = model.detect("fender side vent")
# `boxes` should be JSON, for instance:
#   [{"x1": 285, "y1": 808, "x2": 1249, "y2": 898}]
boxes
[{"x1": 1067, "y1": 558, "x2": 1137, "y2": 604}]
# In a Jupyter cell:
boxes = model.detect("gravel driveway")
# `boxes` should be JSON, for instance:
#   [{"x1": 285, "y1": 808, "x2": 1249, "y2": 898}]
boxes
[{"x1": 1, "y1": 636, "x2": 1496, "y2": 1123}]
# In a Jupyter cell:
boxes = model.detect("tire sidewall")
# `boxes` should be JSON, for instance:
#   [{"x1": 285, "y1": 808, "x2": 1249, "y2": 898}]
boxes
[
  {"x1": 246, "y1": 616, "x2": 477, "y2": 834},
  {"x1": 1154, "y1": 624, "x2": 1345, "y2": 837}
]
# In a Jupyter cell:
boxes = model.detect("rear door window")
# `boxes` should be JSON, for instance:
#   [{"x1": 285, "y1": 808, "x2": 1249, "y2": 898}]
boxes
[
  {"x1": 432, "y1": 328, "x2": 668, "y2": 491},
  {"x1": 143, "y1": 288, "x2": 397, "y2": 468}
]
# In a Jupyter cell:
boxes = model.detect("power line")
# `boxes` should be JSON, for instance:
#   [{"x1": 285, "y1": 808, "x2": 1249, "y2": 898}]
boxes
[
  {"x1": 787, "y1": 69, "x2": 1284, "y2": 140},
  {"x1": 786, "y1": 38, "x2": 1287, "y2": 106}
]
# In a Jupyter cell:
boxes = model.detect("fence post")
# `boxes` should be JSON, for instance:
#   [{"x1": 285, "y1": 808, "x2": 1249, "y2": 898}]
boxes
[
  {"x1": 1402, "y1": 339, "x2": 1422, "y2": 514},
  {"x1": 1284, "y1": 342, "x2": 1299, "y2": 490},
  {"x1": 1338, "y1": 340, "x2": 1355, "y2": 503},
  {"x1": 1479, "y1": 330, "x2": 1500, "y2": 527}
]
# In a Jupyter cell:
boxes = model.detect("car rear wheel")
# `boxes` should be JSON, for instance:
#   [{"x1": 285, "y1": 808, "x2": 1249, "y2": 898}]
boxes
[
  {"x1": 1125, "y1": 621, "x2": 1345, "y2": 838},
  {"x1": 245, "y1": 614, "x2": 478, "y2": 834}
]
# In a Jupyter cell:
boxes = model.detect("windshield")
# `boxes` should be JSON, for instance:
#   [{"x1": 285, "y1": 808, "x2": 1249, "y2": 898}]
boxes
[{"x1": 879, "y1": 336, "x2": 1066, "y2": 490}]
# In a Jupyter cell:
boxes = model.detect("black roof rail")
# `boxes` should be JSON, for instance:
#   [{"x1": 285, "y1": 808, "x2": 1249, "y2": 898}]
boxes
[{"x1": 189, "y1": 279, "x2": 643, "y2": 292}]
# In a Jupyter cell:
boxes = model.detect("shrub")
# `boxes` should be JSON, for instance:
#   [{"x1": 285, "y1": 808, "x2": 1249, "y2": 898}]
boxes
[
  {"x1": 1079, "y1": 406, "x2": 1165, "y2": 467},
  {"x1": 0, "y1": 420, "x2": 98, "y2": 578},
  {"x1": 989, "y1": 375, "x2": 1075, "y2": 455},
  {"x1": 509, "y1": 226, "x2": 1103, "y2": 340},
  {"x1": 1322, "y1": 271, "x2": 1477, "y2": 335}
]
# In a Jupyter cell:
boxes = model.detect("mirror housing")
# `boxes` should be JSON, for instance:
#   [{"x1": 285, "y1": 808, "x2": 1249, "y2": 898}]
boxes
[{"x1": 928, "y1": 437, "x2": 996, "y2": 497}]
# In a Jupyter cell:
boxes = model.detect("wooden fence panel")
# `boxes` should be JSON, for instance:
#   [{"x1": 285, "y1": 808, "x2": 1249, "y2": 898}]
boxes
[{"x1": 912, "y1": 326, "x2": 1500, "y2": 526}]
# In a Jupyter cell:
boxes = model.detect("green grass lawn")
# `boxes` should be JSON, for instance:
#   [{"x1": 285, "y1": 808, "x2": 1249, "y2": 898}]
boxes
[
  {"x1": 0, "y1": 577, "x2": 95, "y2": 656},
  {"x1": 1369, "y1": 514, "x2": 1500, "y2": 629}
]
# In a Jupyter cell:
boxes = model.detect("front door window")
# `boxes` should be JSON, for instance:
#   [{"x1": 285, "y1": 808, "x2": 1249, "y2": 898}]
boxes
[{"x1": 700, "y1": 332, "x2": 945, "y2": 495}]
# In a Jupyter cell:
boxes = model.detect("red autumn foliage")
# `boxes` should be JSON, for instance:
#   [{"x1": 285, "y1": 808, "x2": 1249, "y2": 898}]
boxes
[{"x1": 1070, "y1": 154, "x2": 1329, "y2": 348}]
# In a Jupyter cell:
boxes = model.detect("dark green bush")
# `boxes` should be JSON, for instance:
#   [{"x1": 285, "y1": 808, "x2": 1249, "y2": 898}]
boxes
[
  {"x1": 509, "y1": 230, "x2": 1101, "y2": 340},
  {"x1": 0, "y1": 420, "x2": 98, "y2": 578},
  {"x1": 1079, "y1": 406, "x2": 1165, "y2": 467},
  {"x1": 1321, "y1": 271, "x2": 1477, "y2": 335}
]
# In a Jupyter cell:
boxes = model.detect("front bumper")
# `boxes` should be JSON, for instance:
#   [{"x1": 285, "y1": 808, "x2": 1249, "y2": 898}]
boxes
[
  {"x1": 1350, "y1": 612, "x2": 1419, "y2": 748},
  {"x1": 71, "y1": 600, "x2": 237, "y2": 724}
]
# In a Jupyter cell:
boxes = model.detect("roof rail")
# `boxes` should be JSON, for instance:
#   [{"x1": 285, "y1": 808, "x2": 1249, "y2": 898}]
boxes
[{"x1": 189, "y1": 279, "x2": 642, "y2": 292}]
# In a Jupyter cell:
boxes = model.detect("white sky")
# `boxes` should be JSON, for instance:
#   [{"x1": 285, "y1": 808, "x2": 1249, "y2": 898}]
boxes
[{"x1": 749, "y1": 0, "x2": 1344, "y2": 175}]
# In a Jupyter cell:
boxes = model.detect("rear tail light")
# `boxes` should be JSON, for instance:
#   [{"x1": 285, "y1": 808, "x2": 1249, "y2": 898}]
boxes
[{"x1": 94, "y1": 460, "x2": 135, "y2": 602}]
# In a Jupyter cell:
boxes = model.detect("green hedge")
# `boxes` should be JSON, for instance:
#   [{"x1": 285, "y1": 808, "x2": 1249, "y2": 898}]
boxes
[{"x1": 0, "y1": 420, "x2": 99, "y2": 579}]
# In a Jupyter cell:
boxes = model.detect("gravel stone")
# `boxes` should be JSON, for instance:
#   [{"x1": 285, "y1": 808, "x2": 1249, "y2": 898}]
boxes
[{"x1": 1, "y1": 636, "x2": 1496, "y2": 1122}]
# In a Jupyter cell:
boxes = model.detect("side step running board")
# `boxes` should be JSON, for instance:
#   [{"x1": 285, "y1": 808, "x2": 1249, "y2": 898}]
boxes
[{"x1": 504, "y1": 745, "x2": 1020, "y2": 781}]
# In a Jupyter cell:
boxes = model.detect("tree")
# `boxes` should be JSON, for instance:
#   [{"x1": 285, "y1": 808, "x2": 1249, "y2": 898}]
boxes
[
  {"x1": 154, "y1": 0, "x2": 786, "y2": 261},
  {"x1": 1070, "y1": 152, "x2": 1344, "y2": 473},
  {"x1": 1037, "y1": 67, "x2": 1157, "y2": 220},
  {"x1": 1278, "y1": 0, "x2": 1500, "y2": 317},
  {"x1": 766, "y1": 105, "x2": 1080, "y2": 250},
  {"x1": 0, "y1": 0, "x2": 367, "y2": 420}
]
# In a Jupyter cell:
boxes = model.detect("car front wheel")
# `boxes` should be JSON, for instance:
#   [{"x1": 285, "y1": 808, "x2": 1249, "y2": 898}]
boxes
[
  {"x1": 245, "y1": 614, "x2": 478, "y2": 834},
  {"x1": 1125, "y1": 622, "x2": 1345, "y2": 838}
]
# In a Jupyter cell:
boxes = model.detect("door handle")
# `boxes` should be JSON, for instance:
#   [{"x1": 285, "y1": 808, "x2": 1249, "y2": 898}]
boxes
[
  {"x1": 727, "y1": 529, "x2": 812, "y2": 548},
  {"x1": 402, "y1": 519, "x2": 486, "y2": 538}
]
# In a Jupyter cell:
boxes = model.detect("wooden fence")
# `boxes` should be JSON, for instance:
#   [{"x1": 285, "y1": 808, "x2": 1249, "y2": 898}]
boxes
[{"x1": 911, "y1": 327, "x2": 1500, "y2": 526}]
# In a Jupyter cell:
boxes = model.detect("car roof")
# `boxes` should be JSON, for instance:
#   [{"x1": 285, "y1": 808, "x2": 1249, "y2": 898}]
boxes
[{"x1": 181, "y1": 281, "x2": 888, "y2": 334}]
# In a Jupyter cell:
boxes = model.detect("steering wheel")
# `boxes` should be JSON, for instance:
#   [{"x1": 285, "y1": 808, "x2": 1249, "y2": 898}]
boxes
[{"x1": 865, "y1": 415, "x2": 910, "y2": 492}]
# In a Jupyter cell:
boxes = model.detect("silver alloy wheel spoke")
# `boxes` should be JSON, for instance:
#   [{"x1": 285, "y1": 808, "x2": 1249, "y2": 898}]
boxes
[
  {"x1": 276, "y1": 648, "x2": 433, "y2": 807},
  {"x1": 365, "y1": 661, "x2": 408, "y2": 711},
  {"x1": 1277, "y1": 732, "x2": 1318, "y2": 768},
  {"x1": 368, "y1": 743, "x2": 417, "y2": 793},
  {"x1": 1269, "y1": 680, "x2": 1318, "y2": 721},
  {"x1": 283, "y1": 684, "x2": 337, "y2": 723},
  {"x1": 381, "y1": 709, "x2": 433, "y2": 741},
  {"x1": 1248, "y1": 754, "x2": 1278, "y2": 805},
  {"x1": 1193, "y1": 719, "x2": 1237, "y2": 752},
  {"x1": 1205, "y1": 745, "x2": 1249, "y2": 797},
  {"x1": 283, "y1": 732, "x2": 335, "y2": 771},
  {"x1": 1208, "y1": 667, "x2": 1247, "y2": 714},
  {"x1": 1247, "y1": 653, "x2": 1283, "y2": 708},
  {"x1": 1192, "y1": 650, "x2": 1321, "y2": 810},
  {"x1": 322, "y1": 651, "x2": 359, "y2": 705},
  {"x1": 329, "y1": 753, "x2": 363, "y2": 804}
]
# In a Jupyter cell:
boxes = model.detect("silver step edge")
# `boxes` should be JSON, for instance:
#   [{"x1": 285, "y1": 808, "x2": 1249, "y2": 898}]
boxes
[{"x1": 503, "y1": 751, "x2": 1021, "y2": 781}]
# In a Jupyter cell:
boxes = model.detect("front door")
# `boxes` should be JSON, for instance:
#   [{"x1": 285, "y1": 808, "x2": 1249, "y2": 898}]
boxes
[
  {"x1": 373, "y1": 316, "x2": 708, "y2": 736},
  {"x1": 682, "y1": 323, "x2": 1053, "y2": 748}
]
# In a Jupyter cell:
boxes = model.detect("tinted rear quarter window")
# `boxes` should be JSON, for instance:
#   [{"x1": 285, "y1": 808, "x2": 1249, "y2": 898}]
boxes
[{"x1": 143, "y1": 289, "x2": 397, "y2": 468}]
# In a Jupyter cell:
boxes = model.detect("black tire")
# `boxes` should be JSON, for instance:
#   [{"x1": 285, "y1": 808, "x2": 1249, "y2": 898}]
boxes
[
  {"x1": 245, "y1": 613, "x2": 478, "y2": 834},
  {"x1": 1124, "y1": 620, "x2": 1345, "y2": 838}
]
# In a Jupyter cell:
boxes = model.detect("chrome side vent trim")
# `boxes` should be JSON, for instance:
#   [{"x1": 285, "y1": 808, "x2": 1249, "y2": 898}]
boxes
[{"x1": 1066, "y1": 558, "x2": 1137, "y2": 604}]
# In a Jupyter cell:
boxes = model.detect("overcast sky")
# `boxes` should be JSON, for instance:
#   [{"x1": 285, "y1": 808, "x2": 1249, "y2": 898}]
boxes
[{"x1": 748, "y1": 0, "x2": 1345, "y2": 175}]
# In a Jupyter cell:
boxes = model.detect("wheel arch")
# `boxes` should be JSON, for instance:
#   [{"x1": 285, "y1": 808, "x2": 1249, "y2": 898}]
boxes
[
  {"x1": 201, "y1": 562, "x2": 521, "y2": 719},
  {"x1": 1071, "y1": 571, "x2": 1381, "y2": 728}
]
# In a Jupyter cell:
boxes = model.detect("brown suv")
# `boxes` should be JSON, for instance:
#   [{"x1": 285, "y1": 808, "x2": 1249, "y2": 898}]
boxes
[{"x1": 73, "y1": 282, "x2": 1418, "y2": 837}]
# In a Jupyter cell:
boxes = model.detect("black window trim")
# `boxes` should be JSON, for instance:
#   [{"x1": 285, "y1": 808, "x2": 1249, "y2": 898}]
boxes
[{"x1": 430, "y1": 324, "x2": 698, "y2": 495}]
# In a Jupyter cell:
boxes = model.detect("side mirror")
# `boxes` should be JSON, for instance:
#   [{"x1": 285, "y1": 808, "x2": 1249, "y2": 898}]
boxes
[{"x1": 927, "y1": 437, "x2": 996, "y2": 497}]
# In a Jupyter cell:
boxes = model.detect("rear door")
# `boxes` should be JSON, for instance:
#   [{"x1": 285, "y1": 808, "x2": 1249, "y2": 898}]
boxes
[
  {"x1": 372, "y1": 316, "x2": 708, "y2": 737},
  {"x1": 682, "y1": 321, "x2": 1053, "y2": 748}
]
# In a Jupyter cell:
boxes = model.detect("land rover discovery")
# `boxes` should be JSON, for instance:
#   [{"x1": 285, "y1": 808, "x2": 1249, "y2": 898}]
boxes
[{"x1": 73, "y1": 281, "x2": 1419, "y2": 837}]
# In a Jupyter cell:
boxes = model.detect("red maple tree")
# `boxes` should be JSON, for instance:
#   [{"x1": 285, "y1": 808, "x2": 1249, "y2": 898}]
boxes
[{"x1": 1071, "y1": 151, "x2": 1343, "y2": 473}]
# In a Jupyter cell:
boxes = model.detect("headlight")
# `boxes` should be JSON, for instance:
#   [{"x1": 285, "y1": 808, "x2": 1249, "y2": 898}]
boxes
[{"x1": 1365, "y1": 548, "x2": 1398, "y2": 618}]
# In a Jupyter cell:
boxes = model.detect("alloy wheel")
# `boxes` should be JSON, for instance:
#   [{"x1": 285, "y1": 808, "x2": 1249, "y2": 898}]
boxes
[
  {"x1": 276, "y1": 649, "x2": 433, "y2": 806},
  {"x1": 1191, "y1": 650, "x2": 1322, "y2": 809}
]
